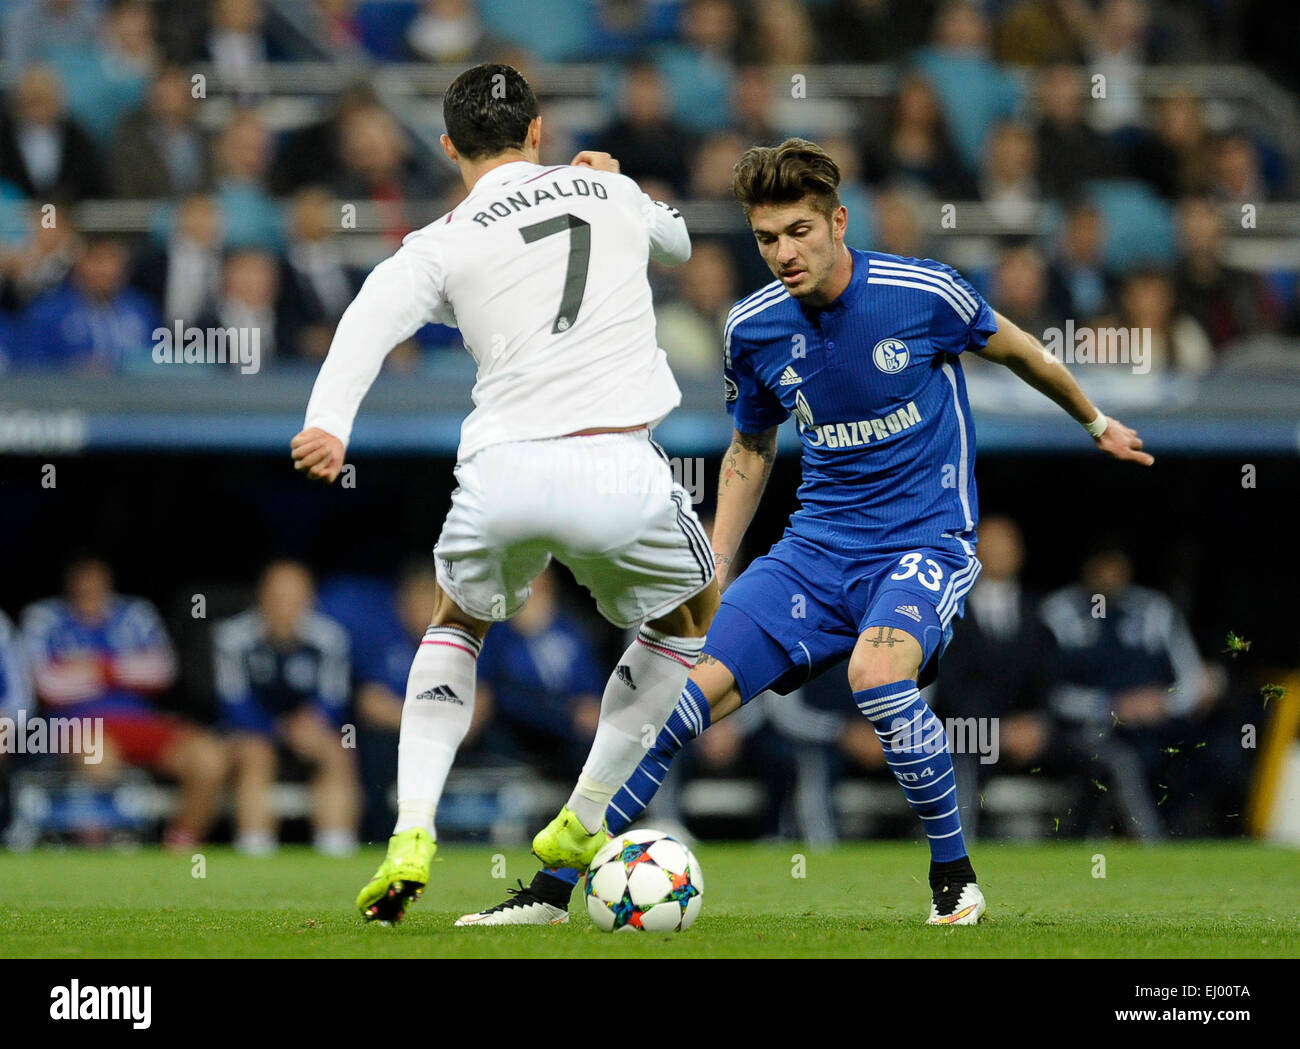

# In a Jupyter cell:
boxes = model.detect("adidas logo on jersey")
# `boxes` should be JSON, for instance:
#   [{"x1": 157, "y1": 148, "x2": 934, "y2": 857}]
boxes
[
  {"x1": 616, "y1": 665, "x2": 636, "y2": 690},
  {"x1": 894, "y1": 605, "x2": 923, "y2": 623},
  {"x1": 779, "y1": 366, "x2": 802, "y2": 386},
  {"x1": 416, "y1": 685, "x2": 463, "y2": 704}
]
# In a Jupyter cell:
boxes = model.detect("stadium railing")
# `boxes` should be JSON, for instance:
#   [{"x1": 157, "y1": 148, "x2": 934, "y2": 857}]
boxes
[{"x1": 3, "y1": 338, "x2": 1297, "y2": 457}]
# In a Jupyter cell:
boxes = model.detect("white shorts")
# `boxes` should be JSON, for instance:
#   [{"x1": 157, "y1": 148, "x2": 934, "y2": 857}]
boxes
[{"x1": 434, "y1": 430, "x2": 714, "y2": 628}]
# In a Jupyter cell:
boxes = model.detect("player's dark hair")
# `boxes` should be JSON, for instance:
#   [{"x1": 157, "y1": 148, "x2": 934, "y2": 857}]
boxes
[
  {"x1": 730, "y1": 138, "x2": 842, "y2": 220},
  {"x1": 442, "y1": 63, "x2": 539, "y2": 161}
]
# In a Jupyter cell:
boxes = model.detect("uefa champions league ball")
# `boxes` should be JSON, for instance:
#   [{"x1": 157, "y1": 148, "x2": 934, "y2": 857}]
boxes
[{"x1": 584, "y1": 829, "x2": 703, "y2": 932}]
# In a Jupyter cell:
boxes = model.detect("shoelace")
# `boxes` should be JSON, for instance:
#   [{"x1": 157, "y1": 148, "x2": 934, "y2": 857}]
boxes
[
  {"x1": 932, "y1": 881, "x2": 968, "y2": 914},
  {"x1": 481, "y1": 880, "x2": 539, "y2": 914}
]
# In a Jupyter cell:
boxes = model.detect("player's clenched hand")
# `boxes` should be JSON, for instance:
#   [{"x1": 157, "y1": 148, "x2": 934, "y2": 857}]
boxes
[
  {"x1": 290, "y1": 427, "x2": 345, "y2": 483},
  {"x1": 1095, "y1": 417, "x2": 1154, "y2": 466},
  {"x1": 571, "y1": 150, "x2": 620, "y2": 173}
]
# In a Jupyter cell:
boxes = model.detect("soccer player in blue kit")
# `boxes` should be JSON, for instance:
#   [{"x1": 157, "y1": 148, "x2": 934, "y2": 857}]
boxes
[{"x1": 459, "y1": 139, "x2": 1154, "y2": 927}]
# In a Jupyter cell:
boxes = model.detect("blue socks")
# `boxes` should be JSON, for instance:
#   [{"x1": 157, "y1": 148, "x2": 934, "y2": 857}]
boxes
[
  {"x1": 543, "y1": 679, "x2": 712, "y2": 888},
  {"x1": 854, "y1": 680, "x2": 968, "y2": 863}
]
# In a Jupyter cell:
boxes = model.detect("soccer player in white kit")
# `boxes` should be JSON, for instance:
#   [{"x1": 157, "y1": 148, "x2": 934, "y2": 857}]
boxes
[{"x1": 290, "y1": 64, "x2": 719, "y2": 922}]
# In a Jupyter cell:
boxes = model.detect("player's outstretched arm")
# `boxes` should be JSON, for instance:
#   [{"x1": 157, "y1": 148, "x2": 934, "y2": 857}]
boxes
[
  {"x1": 712, "y1": 426, "x2": 779, "y2": 588},
  {"x1": 978, "y1": 311, "x2": 1155, "y2": 466},
  {"x1": 293, "y1": 237, "x2": 450, "y2": 482}
]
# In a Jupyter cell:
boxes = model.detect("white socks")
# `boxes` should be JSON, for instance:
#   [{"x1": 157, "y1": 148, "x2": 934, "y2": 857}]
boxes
[
  {"x1": 393, "y1": 625, "x2": 482, "y2": 836},
  {"x1": 391, "y1": 621, "x2": 704, "y2": 840},
  {"x1": 235, "y1": 831, "x2": 276, "y2": 856},
  {"x1": 313, "y1": 828, "x2": 359, "y2": 857},
  {"x1": 567, "y1": 625, "x2": 705, "y2": 832}
]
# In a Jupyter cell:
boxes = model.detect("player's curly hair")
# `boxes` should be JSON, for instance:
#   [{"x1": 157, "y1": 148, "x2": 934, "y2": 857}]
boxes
[{"x1": 730, "y1": 138, "x2": 842, "y2": 219}]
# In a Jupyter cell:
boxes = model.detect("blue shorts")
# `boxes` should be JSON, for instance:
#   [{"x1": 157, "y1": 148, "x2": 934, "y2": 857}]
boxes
[{"x1": 701, "y1": 531, "x2": 980, "y2": 704}]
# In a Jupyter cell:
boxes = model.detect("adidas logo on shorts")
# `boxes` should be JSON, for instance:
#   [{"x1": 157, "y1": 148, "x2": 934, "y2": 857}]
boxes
[
  {"x1": 779, "y1": 366, "x2": 802, "y2": 386},
  {"x1": 616, "y1": 664, "x2": 636, "y2": 690},
  {"x1": 416, "y1": 685, "x2": 463, "y2": 704},
  {"x1": 894, "y1": 604, "x2": 923, "y2": 622}
]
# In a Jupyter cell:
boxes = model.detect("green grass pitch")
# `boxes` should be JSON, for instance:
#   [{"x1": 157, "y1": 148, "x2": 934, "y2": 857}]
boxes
[{"x1": 2, "y1": 840, "x2": 1297, "y2": 958}]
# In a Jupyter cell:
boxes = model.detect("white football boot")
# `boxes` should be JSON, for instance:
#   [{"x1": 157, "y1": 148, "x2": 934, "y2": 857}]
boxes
[
  {"x1": 455, "y1": 878, "x2": 571, "y2": 926},
  {"x1": 927, "y1": 881, "x2": 986, "y2": 926}
]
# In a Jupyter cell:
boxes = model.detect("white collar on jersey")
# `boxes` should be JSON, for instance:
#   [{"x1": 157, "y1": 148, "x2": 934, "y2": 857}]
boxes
[{"x1": 469, "y1": 160, "x2": 544, "y2": 192}]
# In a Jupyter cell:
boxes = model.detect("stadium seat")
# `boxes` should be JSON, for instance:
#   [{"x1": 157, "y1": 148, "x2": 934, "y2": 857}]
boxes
[
  {"x1": 354, "y1": 1, "x2": 421, "y2": 62},
  {"x1": 476, "y1": 0, "x2": 596, "y2": 63},
  {"x1": 1083, "y1": 178, "x2": 1177, "y2": 273}
]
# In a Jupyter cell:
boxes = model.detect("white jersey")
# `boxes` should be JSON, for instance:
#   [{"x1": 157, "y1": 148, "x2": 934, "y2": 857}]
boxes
[{"x1": 304, "y1": 160, "x2": 692, "y2": 460}]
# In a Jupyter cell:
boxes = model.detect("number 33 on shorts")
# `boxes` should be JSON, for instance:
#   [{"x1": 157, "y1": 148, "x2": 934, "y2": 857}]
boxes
[{"x1": 889, "y1": 552, "x2": 944, "y2": 591}]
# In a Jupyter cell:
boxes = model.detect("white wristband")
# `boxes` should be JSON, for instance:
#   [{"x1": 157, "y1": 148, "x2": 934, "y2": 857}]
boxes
[{"x1": 1083, "y1": 410, "x2": 1108, "y2": 439}]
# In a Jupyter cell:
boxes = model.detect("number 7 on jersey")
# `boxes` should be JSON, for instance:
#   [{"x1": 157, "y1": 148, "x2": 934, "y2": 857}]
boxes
[{"x1": 520, "y1": 213, "x2": 591, "y2": 334}]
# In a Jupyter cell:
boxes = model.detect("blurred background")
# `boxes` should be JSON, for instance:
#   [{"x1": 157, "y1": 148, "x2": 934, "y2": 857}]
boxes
[{"x1": 0, "y1": 0, "x2": 1297, "y2": 855}]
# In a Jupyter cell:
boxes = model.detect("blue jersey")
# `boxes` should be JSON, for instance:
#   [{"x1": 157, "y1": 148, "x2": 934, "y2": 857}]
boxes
[
  {"x1": 213, "y1": 610, "x2": 351, "y2": 732},
  {"x1": 354, "y1": 620, "x2": 419, "y2": 700},
  {"x1": 723, "y1": 249, "x2": 997, "y2": 553},
  {"x1": 20, "y1": 594, "x2": 177, "y2": 717},
  {"x1": 477, "y1": 617, "x2": 607, "y2": 741}
]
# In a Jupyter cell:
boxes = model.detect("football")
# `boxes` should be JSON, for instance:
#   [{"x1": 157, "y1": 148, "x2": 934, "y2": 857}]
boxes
[{"x1": 584, "y1": 829, "x2": 703, "y2": 932}]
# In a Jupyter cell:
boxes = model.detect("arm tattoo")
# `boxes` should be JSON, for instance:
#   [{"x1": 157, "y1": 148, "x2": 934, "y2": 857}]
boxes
[
  {"x1": 735, "y1": 429, "x2": 778, "y2": 460},
  {"x1": 861, "y1": 626, "x2": 904, "y2": 648},
  {"x1": 696, "y1": 652, "x2": 721, "y2": 666},
  {"x1": 721, "y1": 430, "x2": 777, "y2": 488},
  {"x1": 721, "y1": 444, "x2": 750, "y2": 484}
]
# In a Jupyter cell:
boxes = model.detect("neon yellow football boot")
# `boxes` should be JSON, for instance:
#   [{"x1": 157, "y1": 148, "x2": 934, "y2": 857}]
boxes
[
  {"x1": 531, "y1": 806, "x2": 609, "y2": 870},
  {"x1": 356, "y1": 828, "x2": 436, "y2": 923}
]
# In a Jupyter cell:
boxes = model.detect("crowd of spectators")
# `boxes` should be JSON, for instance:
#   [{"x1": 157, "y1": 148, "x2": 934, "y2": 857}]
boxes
[
  {"x1": 0, "y1": 514, "x2": 1251, "y2": 848},
  {"x1": 0, "y1": 0, "x2": 1296, "y2": 378}
]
